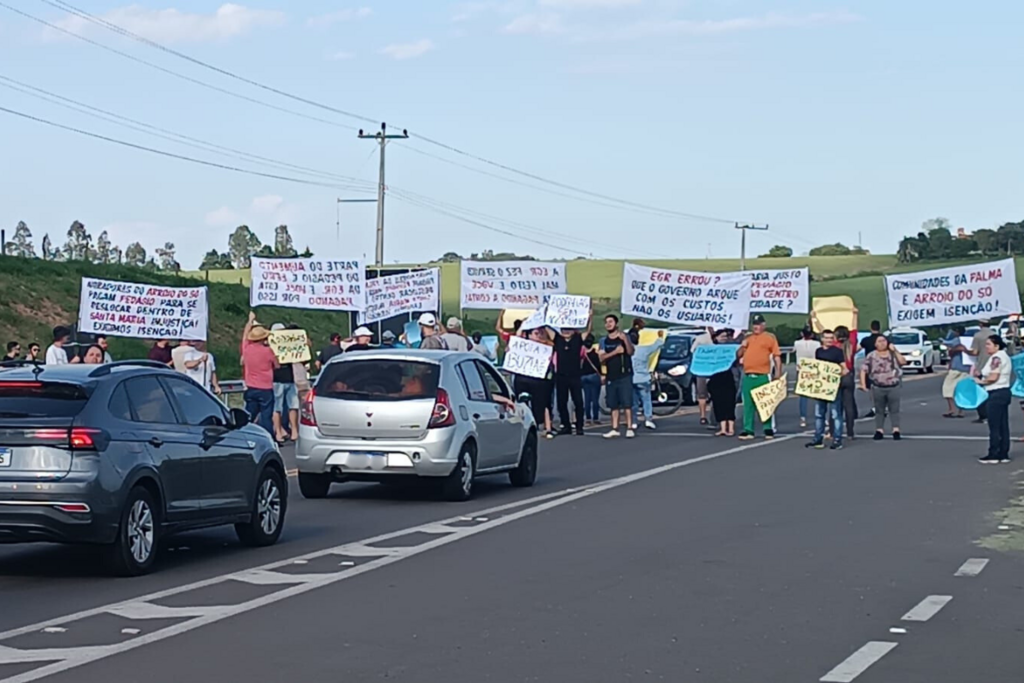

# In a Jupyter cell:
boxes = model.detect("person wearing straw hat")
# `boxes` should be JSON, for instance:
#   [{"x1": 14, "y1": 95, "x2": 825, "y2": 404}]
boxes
[{"x1": 241, "y1": 311, "x2": 279, "y2": 435}]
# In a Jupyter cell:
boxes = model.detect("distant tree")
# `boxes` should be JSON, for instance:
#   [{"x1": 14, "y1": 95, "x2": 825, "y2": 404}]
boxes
[
  {"x1": 142, "y1": 257, "x2": 160, "y2": 272},
  {"x1": 439, "y1": 251, "x2": 462, "y2": 263},
  {"x1": 228, "y1": 225, "x2": 262, "y2": 269},
  {"x1": 974, "y1": 229, "x2": 996, "y2": 255},
  {"x1": 124, "y1": 242, "x2": 147, "y2": 268},
  {"x1": 62, "y1": 220, "x2": 93, "y2": 261},
  {"x1": 7, "y1": 221, "x2": 36, "y2": 258},
  {"x1": 808, "y1": 243, "x2": 852, "y2": 257},
  {"x1": 95, "y1": 231, "x2": 113, "y2": 264},
  {"x1": 199, "y1": 249, "x2": 234, "y2": 270},
  {"x1": 299, "y1": 245, "x2": 314, "y2": 258},
  {"x1": 926, "y1": 226, "x2": 954, "y2": 259},
  {"x1": 949, "y1": 238, "x2": 976, "y2": 258},
  {"x1": 110, "y1": 245, "x2": 123, "y2": 264},
  {"x1": 255, "y1": 244, "x2": 274, "y2": 258},
  {"x1": 273, "y1": 224, "x2": 296, "y2": 257},
  {"x1": 40, "y1": 233, "x2": 53, "y2": 261},
  {"x1": 897, "y1": 233, "x2": 928, "y2": 263},
  {"x1": 995, "y1": 222, "x2": 1024, "y2": 255},
  {"x1": 156, "y1": 242, "x2": 179, "y2": 272},
  {"x1": 761, "y1": 245, "x2": 793, "y2": 258}
]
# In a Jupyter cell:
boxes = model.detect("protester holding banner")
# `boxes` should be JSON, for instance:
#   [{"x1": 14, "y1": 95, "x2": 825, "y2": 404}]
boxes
[
  {"x1": 241, "y1": 312, "x2": 279, "y2": 436},
  {"x1": 942, "y1": 326, "x2": 970, "y2": 418},
  {"x1": 860, "y1": 335, "x2": 906, "y2": 440},
  {"x1": 269, "y1": 323, "x2": 299, "y2": 443},
  {"x1": 599, "y1": 314, "x2": 636, "y2": 439},
  {"x1": 706, "y1": 329, "x2": 738, "y2": 436},
  {"x1": 976, "y1": 335, "x2": 1013, "y2": 464},
  {"x1": 45, "y1": 326, "x2": 78, "y2": 366},
  {"x1": 509, "y1": 327, "x2": 556, "y2": 439},
  {"x1": 553, "y1": 317, "x2": 592, "y2": 437},
  {"x1": 835, "y1": 322, "x2": 859, "y2": 441},
  {"x1": 148, "y1": 339, "x2": 173, "y2": 367},
  {"x1": 631, "y1": 331, "x2": 665, "y2": 431},
  {"x1": 794, "y1": 327, "x2": 821, "y2": 428},
  {"x1": 807, "y1": 329, "x2": 848, "y2": 450},
  {"x1": 737, "y1": 314, "x2": 781, "y2": 440},
  {"x1": 690, "y1": 328, "x2": 714, "y2": 427},
  {"x1": 969, "y1": 319, "x2": 995, "y2": 424}
]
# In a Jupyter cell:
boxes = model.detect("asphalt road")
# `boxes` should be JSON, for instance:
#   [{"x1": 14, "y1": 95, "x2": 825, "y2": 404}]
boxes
[{"x1": 1, "y1": 371, "x2": 1022, "y2": 683}]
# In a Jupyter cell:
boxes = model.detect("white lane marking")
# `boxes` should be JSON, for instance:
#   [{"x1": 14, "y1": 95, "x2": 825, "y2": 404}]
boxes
[
  {"x1": 232, "y1": 570, "x2": 321, "y2": 585},
  {"x1": 901, "y1": 595, "x2": 953, "y2": 622},
  {"x1": 40, "y1": 628, "x2": 66, "y2": 635},
  {"x1": 891, "y1": 435, "x2": 988, "y2": 441},
  {"x1": 820, "y1": 641, "x2": 898, "y2": 682},
  {"x1": 955, "y1": 558, "x2": 990, "y2": 577},
  {"x1": 119, "y1": 629, "x2": 141, "y2": 636},
  {"x1": 107, "y1": 603, "x2": 226, "y2": 620},
  {"x1": 888, "y1": 627, "x2": 907, "y2": 634},
  {"x1": 0, "y1": 436, "x2": 795, "y2": 682}
]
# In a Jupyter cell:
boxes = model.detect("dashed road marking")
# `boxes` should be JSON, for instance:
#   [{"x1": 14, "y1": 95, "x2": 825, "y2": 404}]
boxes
[
  {"x1": 901, "y1": 595, "x2": 952, "y2": 622},
  {"x1": 955, "y1": 558, "x2": 990, "y2": 577},
  {"x1": 820, "y1": 641, "x2": 898, "y2": 682}
]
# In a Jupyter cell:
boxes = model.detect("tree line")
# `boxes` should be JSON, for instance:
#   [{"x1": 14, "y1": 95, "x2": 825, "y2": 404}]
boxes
[{"x1": 897, "y1": 217, "x2": 1024, "y2": 263}]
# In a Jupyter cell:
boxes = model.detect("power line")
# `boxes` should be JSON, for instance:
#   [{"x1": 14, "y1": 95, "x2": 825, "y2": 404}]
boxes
[
  {"x1": 30, "y1": 0, "x2": 740, "y2": 227},
  {"x1": 0, "y1": 104, "x2": 372, "y2": 192}
]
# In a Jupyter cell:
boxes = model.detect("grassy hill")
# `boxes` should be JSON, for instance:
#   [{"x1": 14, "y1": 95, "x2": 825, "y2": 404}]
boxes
[{"x1": 0, "y1": 256, "x2": 352, "y2": 379}]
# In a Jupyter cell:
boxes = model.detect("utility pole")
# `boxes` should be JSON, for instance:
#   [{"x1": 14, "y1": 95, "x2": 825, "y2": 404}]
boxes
[
  {"x1": 358, "y1": 123, "x2": 409, "y2": 267},
  {"x1": 736, "y1": 223, "x2": 769, "y2": 271}
]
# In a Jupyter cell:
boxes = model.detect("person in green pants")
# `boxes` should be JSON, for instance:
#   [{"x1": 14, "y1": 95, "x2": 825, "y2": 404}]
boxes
[{"x1": 737, "y1": 314, "x2": 782, "y2": 439}]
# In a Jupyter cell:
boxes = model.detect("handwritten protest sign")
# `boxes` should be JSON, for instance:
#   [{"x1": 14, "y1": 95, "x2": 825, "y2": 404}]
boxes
[
  {"x1": 749, "y1": 268, "x2": 809, "y2": 313},
  {"x1": 519, "y1": 307, "x2": 548, "y2": 332},
  {"x1": 78, "y1": 277, "x2": 208, "y2": 341},
  {"x1": 361, "y1": 269, "x2": 439, "y2": 325},
  {"x1": 885, "y1": 258, "x2": 1020, "y2": 327},
  {"x1": 544, "y1": 295, "x2": 590, "y2": 329},
  {"x1": 460, "y1": 261, "x2": 567, "y2": 309},
  {"x1": 503, "y1": 336, "x2": 552, "y2": 379},
  {"x1": 795, "y1": 358, "x2": 842, "y2": 401},
  {"x1": 269, "y1": 329, "x2": 311, "y2": 364},
  {"x1": 1012, "y1": 354, "x2": 1024, "y2": 398},
  {"x1": 251, "y1": 257, "x2": 364, "y2": 311},
  {"x1": 751, "y1": 375, "x2": 788, "y2": 423},
  {"x1": 690, "y1": 344, "x2": 739, "y2": 377},
  {"x1": 621, "y1": 263, "x2": 752, "y2": 328}
]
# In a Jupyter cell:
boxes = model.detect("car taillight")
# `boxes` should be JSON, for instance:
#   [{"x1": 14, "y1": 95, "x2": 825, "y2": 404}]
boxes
[
  {"x1": 31, "y1": 428, "x2": 101, "y2": 451},
  {"x1": 300, "y1": 389, "x2": 317, "y2": 427},
  {"x1": 428, "y1": 389, "x2": 456, "y2": 428}
]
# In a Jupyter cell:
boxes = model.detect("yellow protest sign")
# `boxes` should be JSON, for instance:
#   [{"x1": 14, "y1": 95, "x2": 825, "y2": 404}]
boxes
[
  {"x1": 638, "y1": 328, "x2": 663, "y2": 372},
  {"x1": 795, "y1": 358, "x2": 842, "y2": 401},
  {"x1": 811, "y1": 295, "x2": 855, "y2": 334},
  {"x1": 269, "y1": 329, "x2": 311, "y2": 364},
  {"x1": 751, "y1": 375, "x2": 787, "y2": 423}
]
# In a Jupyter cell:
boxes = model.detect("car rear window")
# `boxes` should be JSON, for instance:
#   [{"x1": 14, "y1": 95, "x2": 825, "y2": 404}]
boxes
[
  {"x1": 317, "y1": 360, "x2": 440, "y2": 401},
  {"x1": 0, "y1": 381, "x2": 90, "y2": 418}
]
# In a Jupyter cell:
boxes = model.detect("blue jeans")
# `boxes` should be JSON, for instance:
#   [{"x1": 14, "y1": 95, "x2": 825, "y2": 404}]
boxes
[
  {"x1": 814, "y1": 398, "x2": 844, "y2": 445},
  {"x1": 632, "y1": 381, "x2": 653, "y2": 421},
  {"x1": 244, "y1": 388, "x2": 275, "y2": 435},
  {"x1": 581, "y1": 374, "x2": 602, "y2": 420},
  {"x1": 799, "y1": 395, "x2": 810, "y2": 421}
]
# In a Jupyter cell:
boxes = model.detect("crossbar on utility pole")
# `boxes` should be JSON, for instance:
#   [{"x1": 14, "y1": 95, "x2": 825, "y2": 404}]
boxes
[
  {"x1": 336, "y1": 197, "x2": 377, "y2": 246},
  {"x1": 735, "y1": 223, "x2": 769, "y2": 271},
  {"x1": 358, "y1": 123, "x2": 409, "y2": 267}
]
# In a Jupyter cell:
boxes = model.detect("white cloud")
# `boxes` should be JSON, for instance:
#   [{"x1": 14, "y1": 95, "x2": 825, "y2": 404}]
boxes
[
  {"x1": 205, "y1": 206, "x2": 241, "y2": 228},
  {"x1": 49, "y1": 3, "x2": 285, "y2": 44},
  {"x1": 539, "y1": 0, "x2": 640, "y2": 7},
  {"x1": 379, "y1": 39, "x2": 435, "y2": 60},
  {"x1": 250, "y1": 194, "x2": 285, "y2": 214},
  {"x1": 328, "y1": 50, "x2": 356, "y2": 61},
  {"x1": 503, "y1": 13, "x2": 565, "y2": 35},
  {"x1": 306, "y1": 7, "x2": 372, "y2": 28}
]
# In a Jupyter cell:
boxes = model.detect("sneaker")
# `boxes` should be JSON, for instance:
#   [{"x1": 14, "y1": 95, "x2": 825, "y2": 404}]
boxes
[
  {"x1": 972, "y1": 418, "x2": 987, "y2": 425},
  {"x1": 631, "y1": 423, "x2": 638, "y2": 431},
  {"x1": 738, "y1": 432, "x2": 754, "y2": 441},
  {"x1": 978, "y1": 456, "x2": 999, "y2": 464},
  {"x1": 575, "y1": 427, "x2": 585, "y2": 436},
  {"x1": 644, "y1": 420, "x2": 657, "y2": 430},
  {"x1": 800, "y1": 418, "x2": 807, "y2": 428},
  {"x1": 830, "y1": 442, "x2": 844, "y2": 451},
  {"x1": 805, "y1": 442, "x2": 824, "y2": 450},
  {"x1": 873, "y1": 431, "x2": 884, "y2": 441},
  {"x1": 625, "y1": 429, "x2": 636, "y2": 439},
  {"x1": 892, "y1": 432, "x2": 901, "y2": 441},
  {"x1": 545, "y1": 431, "x2": 555, "y2": 440},
  {"x1": 558, "y1": 427, "x2": 572, "y2": 436},
  {"x1": 999, "y1": 458, "x2": 1012, "y2": 463},
  {"x1": 764, "y1": 430, "x2": 775, "y2": 440},
  {"x1": 603, "y1": 430, "x2": 620, "y2": 439}
]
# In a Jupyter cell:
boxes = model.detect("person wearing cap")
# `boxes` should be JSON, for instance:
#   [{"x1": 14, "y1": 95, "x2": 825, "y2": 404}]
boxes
[
  {"x1": 969, "y1": 319, "x2": 995, "y2": 424},
  {"x1": 737, "y1": 314, "x2": 782, "y2": 440},
  {"x1": 442, "y1": 317, "x2": 471, "y2": 353},
  {"x1": 417, "y1": 313, "x2": 447, "y2": 350},
  {"x1": 241, "y1": 311, "x2": 279, "y2": 435},
  {"x1": 381, "y1": 330, "x2": 398, "y2": 348},
  {"x1": 348, "y1": 326, "x2": 374, "y2": 352},
  {"x1": 317, "y1": 333, "x2": 343, "y2": 370}
]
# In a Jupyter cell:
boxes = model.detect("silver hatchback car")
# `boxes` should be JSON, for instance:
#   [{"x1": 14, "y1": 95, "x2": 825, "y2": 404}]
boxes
[{"x1": 296, "y1": 349, "x2": 538, "y2": 501}]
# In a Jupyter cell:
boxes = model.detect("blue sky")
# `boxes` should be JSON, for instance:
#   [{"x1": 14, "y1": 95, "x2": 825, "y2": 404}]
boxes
[{"x1": 0, "y1": 0, "x2": 1021, "y2": 268}]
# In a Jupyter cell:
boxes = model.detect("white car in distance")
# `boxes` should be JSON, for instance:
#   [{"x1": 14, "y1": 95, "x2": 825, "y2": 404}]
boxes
[{"x1": 887, "y1": 327, "x2": 935, "y2": 374}]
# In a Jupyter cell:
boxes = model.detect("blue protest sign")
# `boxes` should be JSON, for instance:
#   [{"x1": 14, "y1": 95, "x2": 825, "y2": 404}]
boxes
[
  {"x1": 954, "y1": 377, "x2": 988, "y2": 410},
  {"x1": 1012, "y1": 354, "x2": 1024, "y2": 398},
  {"x1": 403, "y1": 321, "x2": 421, "y2": 348},
  {"x1": 690, "y1": 344, "x2": 739, "y2": 377}
]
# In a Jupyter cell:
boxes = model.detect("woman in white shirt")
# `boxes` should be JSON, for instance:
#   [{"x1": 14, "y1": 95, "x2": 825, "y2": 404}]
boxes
[
  {"x1": 793, "y1": 327, "x2": 821, "y2": 428},
  {"x1": 976, "y1": 334, "x2": 1012, "y2": 463}
]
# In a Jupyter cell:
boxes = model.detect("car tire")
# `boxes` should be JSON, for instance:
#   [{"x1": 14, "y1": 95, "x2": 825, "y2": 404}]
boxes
[
  {"x1": 108, "y1": 486, "x2": 159, "y2": 577},
  {"x1": 509, "y1": 432, "x2": 538, "y2": 488},
  {"x1": 298, "y1": 472, "x2": 332, "y2": 499},
  {"x1": 442, "y1": 444, "x2": 476, "y2": 502},
  {"x1": 236, "y1": 467, "x2": 287, "y2": 547}
]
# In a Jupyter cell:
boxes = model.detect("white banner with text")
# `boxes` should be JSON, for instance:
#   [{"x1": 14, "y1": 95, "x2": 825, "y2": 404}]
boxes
[
  {"x1": 250, "y1": 257, "x2": 365, "y2": 311},
  {"x1": 885, "y1": 259, "x2": 1020, "y2": 327},
  {"x1": 78, "y1": 277, "x2": 209, "y2": 341},
  {"x1": 620, "y1": 263, "x2": 752, "y2": 328},
  {"x1": 748, "y1": 268, "x2": 810, "y2": 313},
  {"x1": 460, "y1": 260, "x2": 567, "y2": 310},
  {"x1": 361, "y1": 269, "x2": 440, "y2": 325}
]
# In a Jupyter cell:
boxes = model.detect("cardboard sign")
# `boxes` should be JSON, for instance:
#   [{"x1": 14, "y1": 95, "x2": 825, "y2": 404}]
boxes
[
  {"x1": 544, "y1": 295, "x2": 590, "y2": 329},
  {"x1": 885, "y1": 258, "x2": 1020, "y2": 327},
  {"x1": 690, "y1": 344, "x2": 740, "y2": 377},
  {"x1": 460, "y1": 260, "x2": 567, "y2": 310},
  {"x1": 620, "y1": 263, "x2": 752, "y2": 328},
  {"x1": 519, "y1": 307, "x2": 548, "y2": 332},
  {"x1": 751, "y1": 375, "x2": 788, "y2": 422},
  {"x1": 503, "y1": 336, "x2": 552, "y2": 379},
  {"x1": 954, "y1": 377, "x2": 988, "y2": 410},
  {"x1": 749, "y1": 268, "x2": 809, "y2": 313},
  {"x1": 361, "y1": 268, "x2": 439, "y2": 325},
  {"x1": 251, "y1": 257, "x2": 364, "y2": 311},
  {"x1": 795, "y1": 358, "x2": 843, "y2": 401},
  {"x1": 960, "y1": 336, "x2": 975, "y2": 369},
  {"x1": 78, "y1": 277, "x2": 208, "y2": 341},
  {"x1": 403, "y1": 321, "x2": 422, "y2": 348},
  {"x1": 269, "y1": 329, "x2": 311, "y2": 364},
  {"x1": 1011, "y1": 354, "x2": 1024, "y2": 398},
  {"x1": 811, "y1": 296, "x2": 855, "y2": 334}
]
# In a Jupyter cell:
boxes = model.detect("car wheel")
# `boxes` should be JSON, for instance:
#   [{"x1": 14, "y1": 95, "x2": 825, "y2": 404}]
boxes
[
  {"x1": 108, "y1": 486, "x2": 159, "y2": 576},
  {"x1": 298, "y1": 472, "x2": 332, "y2": 499},
  {"x1": 236, "y1": 467, "x2": 287, "y2": 547},
  {"x1": 442, "y1": 444, "x2": 476, "y2": 502},
  {"x1": 509, "y1": 432, "x2": 538, "y2": 488},
  {"x1": 925, "y1": 361, "x2": 935, "y2": 374}
]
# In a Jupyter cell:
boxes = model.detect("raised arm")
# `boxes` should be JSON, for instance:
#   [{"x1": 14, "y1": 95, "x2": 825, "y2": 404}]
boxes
[{"x1": 243, "y1": 311, "x2": 256, "y2": 345}]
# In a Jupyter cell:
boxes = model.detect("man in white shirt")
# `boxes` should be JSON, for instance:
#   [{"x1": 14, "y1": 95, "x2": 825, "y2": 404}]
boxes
[
  {"x1": 181, "y1": 341, "x2": 220, "y2": 395},
  {"x1": 794, "y1": 326, "x2": 822, "y2": 428},
  {"x1": 171, "y1": 340, "x2": 192, "y2": 372},
  {"x1": 45, "y1": 326, "x2": 79, "y2": 365}
]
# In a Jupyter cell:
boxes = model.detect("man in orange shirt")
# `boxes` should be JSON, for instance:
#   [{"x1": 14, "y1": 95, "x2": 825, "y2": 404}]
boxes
[{"x1": 737, "y1": 314, "x2": 782, "y2": 439}]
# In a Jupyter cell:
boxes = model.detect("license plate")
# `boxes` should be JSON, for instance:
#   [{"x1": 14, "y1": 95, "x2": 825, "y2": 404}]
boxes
[{"x1": 0, "y1": 449, "x2": 10, "y2": 468}]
